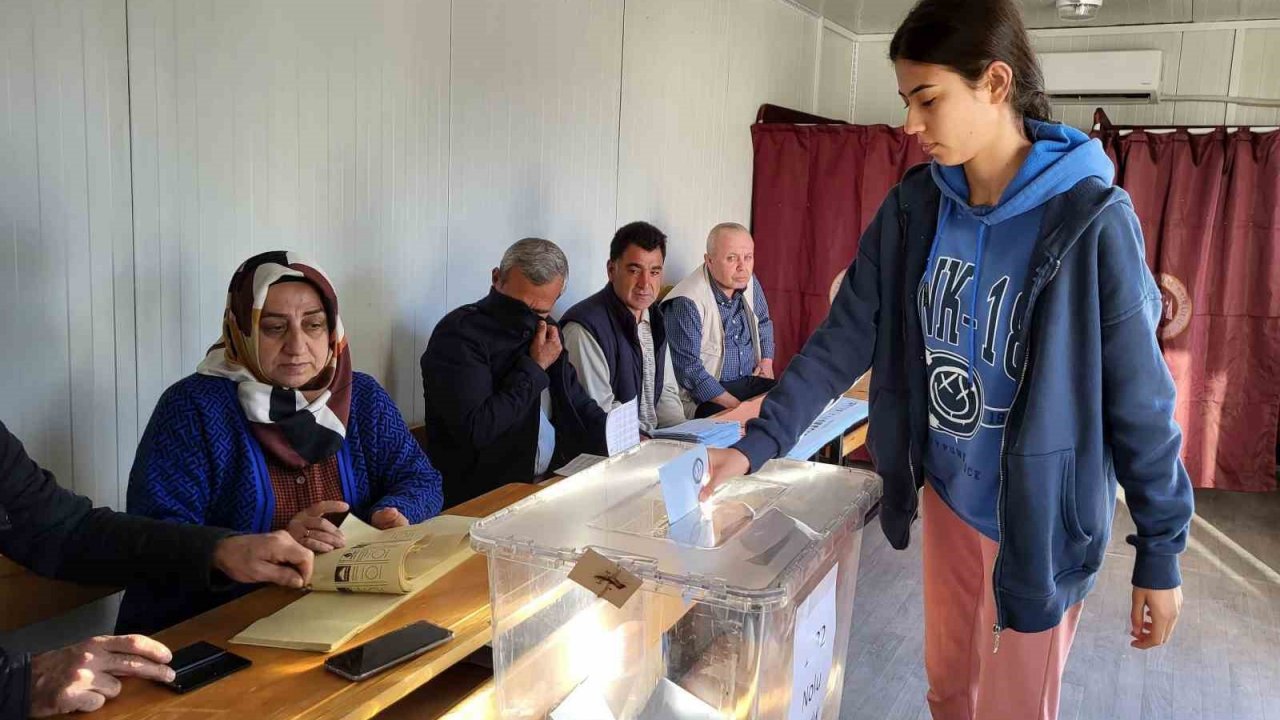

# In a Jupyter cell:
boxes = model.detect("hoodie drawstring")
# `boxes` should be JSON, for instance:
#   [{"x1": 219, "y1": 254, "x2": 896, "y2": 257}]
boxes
[
  {"x1": 969, "y1": 223, "x2": 987, "y2": 386},
  {"x1": 924, "y1": 198, "x2": 952, "y2": 308}
]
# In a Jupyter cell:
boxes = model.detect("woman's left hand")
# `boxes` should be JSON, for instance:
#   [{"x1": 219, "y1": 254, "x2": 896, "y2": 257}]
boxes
[
  {"x1": 286, "y1": 501, "x2": 348, "y2": 554},
  {"x1": 1130, "y1": 586, "x2": 1183, "y2": 649},
  {"x1": 371, "y1": 507, "x2": 410, "y2": 530}
]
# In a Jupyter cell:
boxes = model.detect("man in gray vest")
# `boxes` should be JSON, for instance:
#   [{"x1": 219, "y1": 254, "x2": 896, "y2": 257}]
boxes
[{"x1": 663, "y1": 222, "x2": 776, "y2": 418}]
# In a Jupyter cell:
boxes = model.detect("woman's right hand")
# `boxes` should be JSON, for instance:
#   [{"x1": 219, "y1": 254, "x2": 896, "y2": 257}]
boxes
[
  {"x1": 286, "y1": 500, "x2": 349, "y2": 554},
  {"x1": 700, "y1": 449, "x2": 751, "y2": 501}
]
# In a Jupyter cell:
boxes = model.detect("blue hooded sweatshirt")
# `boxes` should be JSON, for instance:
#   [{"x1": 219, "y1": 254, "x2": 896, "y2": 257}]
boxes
[
  {"x1": 921, "y1": 120, "x2": 1116, "y2": 540},
  {"x1": 733, "y1": 120, "x2": 1193, "y2": 636}
]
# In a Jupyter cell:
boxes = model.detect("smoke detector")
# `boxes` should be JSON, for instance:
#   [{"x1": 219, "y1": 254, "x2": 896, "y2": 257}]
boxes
[{"x1": 1056, "y1": 0, "x2": 1103, "y2": 21}]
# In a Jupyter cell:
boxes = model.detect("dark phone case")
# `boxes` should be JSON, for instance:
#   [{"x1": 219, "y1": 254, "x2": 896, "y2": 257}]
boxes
[
  {"x1": 323, "y1": 621, "x2": 453, "y2": 682},
  {"x1": 163, "y1": 642, "x2": 252, "y2": 694}
]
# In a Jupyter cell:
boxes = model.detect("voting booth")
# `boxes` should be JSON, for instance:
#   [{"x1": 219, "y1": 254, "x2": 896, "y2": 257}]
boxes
[{"x1": 470, "y1": 440, "x2": 881, "y2": 719}]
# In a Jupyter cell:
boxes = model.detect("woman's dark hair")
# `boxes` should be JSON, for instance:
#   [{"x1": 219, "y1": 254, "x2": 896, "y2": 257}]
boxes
[
  {"x1": 610, "y1": 221, "x2": 667, "y2": 262},
  {"x1": 889, "y1": 0, "x2": 1052, "y2": 122}
]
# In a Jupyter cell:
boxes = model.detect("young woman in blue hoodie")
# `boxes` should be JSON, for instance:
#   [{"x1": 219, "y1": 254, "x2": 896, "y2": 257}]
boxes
[{"x1": 706, "y1": 1, "x2": 1194, "y2": 718}]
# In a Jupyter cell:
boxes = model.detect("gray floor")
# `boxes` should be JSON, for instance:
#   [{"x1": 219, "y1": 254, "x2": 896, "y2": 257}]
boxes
[{"x1": 840, "y1": 488, "x2": 1280, "y2": 720}]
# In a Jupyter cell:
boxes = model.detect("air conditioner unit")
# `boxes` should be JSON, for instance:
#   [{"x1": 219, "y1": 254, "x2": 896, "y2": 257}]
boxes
[{"x1": 1040, "y1": 50, "x2": 1162, "y2": 104}]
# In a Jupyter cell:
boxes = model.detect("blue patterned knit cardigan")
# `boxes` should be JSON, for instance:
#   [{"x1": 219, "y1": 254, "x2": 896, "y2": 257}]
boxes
[{"x1": 128, "y1": 372, "x2": 443, "y2": 533}]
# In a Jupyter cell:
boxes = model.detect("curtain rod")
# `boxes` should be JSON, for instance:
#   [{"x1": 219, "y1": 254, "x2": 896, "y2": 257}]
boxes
[
  {"x1": 1092, "y1": 124, "x2": 1280, "y2": 133},
  {"x1": 1091, "y1": 108, "x2": 1278, "y2": 133},
  {"x1": 1159, "y1": 95, "x2": 1280, "y2": 108}
]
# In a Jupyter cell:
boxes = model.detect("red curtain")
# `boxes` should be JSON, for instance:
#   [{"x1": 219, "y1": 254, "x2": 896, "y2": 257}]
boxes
[
  {"x1": 1096, "y1": 123, "x2": 1280, "y2": 492},
  {"x1": 750, "y1": 124, "x2": 927, "y2": 371}
]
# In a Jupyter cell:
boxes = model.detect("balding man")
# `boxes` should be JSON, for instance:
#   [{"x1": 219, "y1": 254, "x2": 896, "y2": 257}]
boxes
[{"x1": 662, "y1": 223, "x2": 776, "y2": 418}]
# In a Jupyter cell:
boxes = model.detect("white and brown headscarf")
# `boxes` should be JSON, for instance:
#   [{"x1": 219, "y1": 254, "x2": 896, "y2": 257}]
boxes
[{"x1": 197, "y1": 251, "x2": 352, "y2": 469}]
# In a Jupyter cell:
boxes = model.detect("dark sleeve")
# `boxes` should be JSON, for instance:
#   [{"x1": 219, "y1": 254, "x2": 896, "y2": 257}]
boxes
[
  {"x1": 1096, "y1": 203, "x2": 1194, "y2": 590},
  {"x1": 732, "y1": 191, "x2": 891, "y2": 471},
  {"x1": 0, "y1": 420, "x2": 231, "y2": 589},
  {"x1": 360, "y1": 377, "x2": 445, "y2": 523},
  {"x1": 0, "y1": 645, "x2": 30, "y2": 720},
  {"x1": 421, "y1": 327, "x2": 550, "y2": 448}
]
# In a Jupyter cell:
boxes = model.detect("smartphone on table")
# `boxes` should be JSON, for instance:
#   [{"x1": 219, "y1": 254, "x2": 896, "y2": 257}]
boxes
[
  {"x1": 324, "y1": 620, "x2": 454, "y2": 682},
  {"x1": 161, "y1": 641, "x2": 252, "y2": 694}
]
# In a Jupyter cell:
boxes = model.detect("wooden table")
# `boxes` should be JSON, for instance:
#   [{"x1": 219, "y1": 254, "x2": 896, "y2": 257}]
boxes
[
  {"x1": 0, "y1": 557, "x2": 119, "y2": 632},
  {"x1": 78, "y1": 483, "x2": 542, "y2": 720}
]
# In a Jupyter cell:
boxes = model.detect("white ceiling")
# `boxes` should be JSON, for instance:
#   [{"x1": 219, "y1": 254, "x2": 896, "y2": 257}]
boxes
[{"x1": 795, "y1": 0, "x2": 1280, "y2": 35}]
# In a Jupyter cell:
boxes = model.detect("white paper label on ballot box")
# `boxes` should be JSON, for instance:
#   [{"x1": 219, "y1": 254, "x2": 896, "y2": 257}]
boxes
[{"x1": 788, "y1": 564, "x2": 839, "y2": 720}]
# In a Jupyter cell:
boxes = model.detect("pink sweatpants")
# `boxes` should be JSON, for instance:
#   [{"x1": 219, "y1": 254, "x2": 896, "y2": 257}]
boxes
[{"x1": 922, "y1": 483, "x2": 1083, "y2": 720}]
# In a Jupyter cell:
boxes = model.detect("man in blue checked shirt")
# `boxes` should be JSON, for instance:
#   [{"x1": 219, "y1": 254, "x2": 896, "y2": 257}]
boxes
[{"x1": 662, "y1": 222, "x2": 776, "y2": 418}]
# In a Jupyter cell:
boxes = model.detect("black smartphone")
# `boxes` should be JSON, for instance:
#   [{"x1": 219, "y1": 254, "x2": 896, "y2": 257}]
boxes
[
  {"x1": 324, "y1": 621, "x2": 453, "y2": 682},
  {"x1": 161, "y1": 642, "x2": 251, "y2": 694}
]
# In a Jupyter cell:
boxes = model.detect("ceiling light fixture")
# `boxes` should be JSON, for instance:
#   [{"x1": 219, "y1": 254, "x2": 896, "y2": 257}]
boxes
[{"x1": 1056, "y1": 0, "x2": 1103, "y2": 22}]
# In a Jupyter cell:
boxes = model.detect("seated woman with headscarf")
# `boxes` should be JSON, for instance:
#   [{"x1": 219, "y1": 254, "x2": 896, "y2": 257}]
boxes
[{"x1": 119, "y1": 251, "x2": 443, "y2": 633}]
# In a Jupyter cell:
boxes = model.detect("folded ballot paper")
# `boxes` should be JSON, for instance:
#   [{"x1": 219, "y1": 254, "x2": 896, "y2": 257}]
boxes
[
  {"x1": 231, "y1": 514, "x2": 475, "y2": 652},
  {"x1": 650, "y1": 419, "x2": 741, "y2": 448},
  {"x1": 784, "y1": 397, "x2": 869, "y2": 460},
  {"x1": 655, "y1": 445, "x2": 757, "y2": 549}
]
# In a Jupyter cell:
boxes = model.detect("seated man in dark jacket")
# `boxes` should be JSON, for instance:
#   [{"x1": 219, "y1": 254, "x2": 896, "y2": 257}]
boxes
[
  {"x1": 0, "y1": 420, "x2": 313, "y2": 719},
  {"x1": 420, "y1": 238, "x2": 607, "y2": 507},
  {"x1": 561, "y1": 221, "x2": 686, "y2": 434}
]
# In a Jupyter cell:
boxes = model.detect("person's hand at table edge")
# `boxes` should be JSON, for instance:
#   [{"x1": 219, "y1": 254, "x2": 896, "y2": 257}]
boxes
[{"x1": 29, "y1": 635, "x2": 175, "y2": 717}]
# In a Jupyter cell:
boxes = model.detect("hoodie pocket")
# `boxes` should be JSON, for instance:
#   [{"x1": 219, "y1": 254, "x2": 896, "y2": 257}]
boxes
[{"x1": 1002, "y1": 448, "x2": 1089, "y2": 599}]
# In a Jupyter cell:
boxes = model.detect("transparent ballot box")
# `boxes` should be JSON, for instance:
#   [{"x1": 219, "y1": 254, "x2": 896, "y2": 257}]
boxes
[{"x1": 469, "y1": 440, "x2": 882, "y2": 719}]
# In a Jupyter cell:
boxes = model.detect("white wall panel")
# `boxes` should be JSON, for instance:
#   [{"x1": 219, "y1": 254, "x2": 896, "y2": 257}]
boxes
[
  {"x1": 720, "y1": 0, "x2": 820, "y2": 234},
  {"x1": 850, "y1": 0, "x2": 1196, "y2": 34},
  {"x1": 1172, "y1": 30, "x2": 1235, "y2": 126},
  {"x1": 850, "y1": 32, "x2": 1218, "y2": 130},
  {"x1": 2, "y1": 0, "x2": 823, "y2": 508},
  {"x1": 1232, "y1": 28, "x2": 1280, "y2": 126},
  {"x1": 447, "y1": 0, "x2": 623, "y2": 311},
  {"x1": 0, "y1": 0, "x2": 133, "y2": 506},
  {"x1": 616, "y1": 0, "x2": 820, "y2": 281},
  {"x1": 616, "y1": 0, "x2": 731, "y2": 277},
  {"x1": 127, "y1": 0, "x2": 451, "y2": 428},
  {"x1": 849, "y1": 29, "x2": 1262, "y2": 132},
  {"x1": 1194, "y1": 0, "x2": 1280, "y2": 21},
  {"x1": 850, "y1": 40, "x2": 902, "y2": 127},
  {"x1": 816, "y1": 26, "x2": 856, "y2": 122}
]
